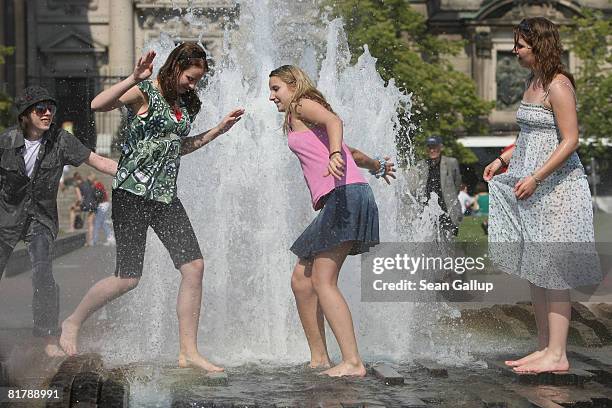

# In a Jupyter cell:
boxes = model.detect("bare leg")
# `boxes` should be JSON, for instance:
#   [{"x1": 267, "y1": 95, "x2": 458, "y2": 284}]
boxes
[
  {"x1": 176, "y1": 259, "x2": 223, "y2": 372},
  {"x1": 312, "y1": 242, "x2": 366, "y2": 378},
  {"x1": 291, "y1": 259, "x2": 331, "y2": 368},
  {"x1": 60, "y1": 276, "x2": 140, "y2": 355},
  {"x1": 514, "y1": 289, "x2": 570, "y2": 373},
  {"x1": 506, "y1": 283, "x2": 548, "y2": 366},
  {"x1": 68, "y1": 208, "x2": 76, "y2": 233},
  {"x1": 86, "y1": 212, "x2": 95, "y2": 245}
]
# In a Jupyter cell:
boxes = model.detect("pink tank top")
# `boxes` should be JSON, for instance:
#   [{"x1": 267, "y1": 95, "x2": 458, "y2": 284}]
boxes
[{"x1": 288, "y1": 126, "x2": 367, "y2": 210}]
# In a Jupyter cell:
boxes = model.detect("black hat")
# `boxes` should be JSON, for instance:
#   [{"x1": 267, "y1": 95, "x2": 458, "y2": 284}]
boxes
[
  {"x1": 425, "y1": 136, "x2": 443, "y2": 146},
  {"x1": 15, "y1": 86, "x2": 57, "y2": 117}
]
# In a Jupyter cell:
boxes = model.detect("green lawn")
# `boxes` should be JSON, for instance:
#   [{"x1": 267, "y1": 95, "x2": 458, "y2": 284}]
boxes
[
  {"x1": 457, "y1": 215, "x2": 489, "y2": 244},
  {"x1": 457, "y1": 211, "x2": 612, "y2": 243}
]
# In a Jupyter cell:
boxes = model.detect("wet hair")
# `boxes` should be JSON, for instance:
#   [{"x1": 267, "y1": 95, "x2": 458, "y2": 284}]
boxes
[
  {"x1": 18, "y1": 113, "x2": 28, "y2": 132},
  {"x1": 514, "y1": 17, "x2": 575, "y2": 91},
  {"x1": 157, "y1": 42, "x2": 209, "y2": 120},
  {"x1": 269, "y1": 65, "x2": 335, "y2": 134},
  {"x1": 17, "y1": 105, "x2": 40, "y2": 133}
]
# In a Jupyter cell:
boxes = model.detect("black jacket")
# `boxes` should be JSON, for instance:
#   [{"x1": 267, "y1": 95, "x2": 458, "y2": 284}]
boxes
[{"x1": 0, "y1": 124, "x2": 91, "y2": 247}]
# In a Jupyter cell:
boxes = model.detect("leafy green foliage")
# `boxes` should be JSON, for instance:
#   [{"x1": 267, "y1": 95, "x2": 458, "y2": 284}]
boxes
[
  {"x1": 563, "y1": 9, "x2": 612, "y2": 171},
  {"x1": 0, "y1": 45, "x2": 15, "y2": 131},
  {"x1": 327, "y1": 0, "x2": 493, "y2": 164}
]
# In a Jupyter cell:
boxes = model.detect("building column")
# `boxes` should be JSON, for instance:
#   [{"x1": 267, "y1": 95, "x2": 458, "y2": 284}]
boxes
[
  {"x1": 0, "y1": 0, "x2": 4, "y2": 86},
  {"x1": 14, "y1": 0, "x2": 25, "y2": 91},
  {"x1": 109, "y1": 0, "x2": 134, "y2": 77}
]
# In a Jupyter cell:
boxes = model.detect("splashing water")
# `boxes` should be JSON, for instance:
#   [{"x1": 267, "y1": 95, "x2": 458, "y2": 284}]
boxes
[{"x1": 90, "y1": 0, "x2": 484, "y2": 368}]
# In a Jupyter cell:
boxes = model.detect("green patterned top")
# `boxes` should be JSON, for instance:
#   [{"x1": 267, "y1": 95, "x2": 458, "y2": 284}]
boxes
[{"x1": 113, "y1": 80, "x2": 192, "y2": 204}]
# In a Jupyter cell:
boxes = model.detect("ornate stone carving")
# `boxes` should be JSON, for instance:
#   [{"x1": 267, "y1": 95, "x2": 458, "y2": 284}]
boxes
[
  {"x1": 137, "y1": 7, "x2": 236, "y2": 59},
  {"x1": 134, "y1": 0, "x2": 235, "y2": 6},
  {"x1": 496, "y1": 51, "x2": 528, "y2": 110},
  {"x1": 509, "y1": 0, "x2": 569, "y2": 20},
  {"x1": 46, "y1": 0, "x2": 99, "y2": 13},
  {"x1": 474, "y1": 0, "x2": 579, "y2": 23},
  {"x1": 474, "y1": 31, "x2": 492, "y2": 59},
  {"x1": 41, "y1": 30, "x2": 106, "y2": 54}
]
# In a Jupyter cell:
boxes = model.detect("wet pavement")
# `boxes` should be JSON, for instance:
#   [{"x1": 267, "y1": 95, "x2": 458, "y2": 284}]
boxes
[
  {"x1": 1, "y1": 247, "x2": 611, "y2": 407},
  {"x1": 3, "y1": 352, "x2": 611, "y2": 407}
]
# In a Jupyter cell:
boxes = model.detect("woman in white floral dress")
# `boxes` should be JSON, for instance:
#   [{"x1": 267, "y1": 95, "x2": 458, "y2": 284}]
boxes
[{"x1": 484, "y1": 17, "x2": 602, "y2": 373}]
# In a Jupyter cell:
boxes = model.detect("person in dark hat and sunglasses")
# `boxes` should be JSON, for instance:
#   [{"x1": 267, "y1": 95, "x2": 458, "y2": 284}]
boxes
[{"x1": 0, "y1": 85, "x2": 118, "y2": 356}]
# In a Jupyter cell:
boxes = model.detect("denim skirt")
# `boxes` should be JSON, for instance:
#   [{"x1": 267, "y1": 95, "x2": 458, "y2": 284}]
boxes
[{"x1": 290, "y1": 183, "x2": 380, "y2": 259}]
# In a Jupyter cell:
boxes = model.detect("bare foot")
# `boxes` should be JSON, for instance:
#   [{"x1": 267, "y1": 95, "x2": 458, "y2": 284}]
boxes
[
  {"x1": 307, "y1": 359, "x2": 332, "y2": 369},
  {"x1": 320, "y1": 361, "x2": 366, "y2": 377},
  {"x1": 512, "y1": 351, "x2": 569, "y2": 373},
  {"x1": 59, "y1": 319, "x2": 80, "y2": 356},
  {"x1": 505, "y1": 348, "x2": 547, "y2": 367},
  {"x1": 178, "y1": 353, "x2": 224, "y2": 372},
  {"x1": 44, "y1": 342, "x2": 66, "y2": 358}
]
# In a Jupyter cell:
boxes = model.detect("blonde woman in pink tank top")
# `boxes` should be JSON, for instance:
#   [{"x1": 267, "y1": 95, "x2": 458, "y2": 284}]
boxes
[{"x1": 269, "y1": 65, "x2": 395, "y2": 377}]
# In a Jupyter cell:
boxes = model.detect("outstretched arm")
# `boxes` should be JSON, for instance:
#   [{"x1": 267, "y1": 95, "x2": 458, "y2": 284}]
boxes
[
  {"x1": 85, "y1": 152, "x2": 118, "y2": 176},
  {"x1": 90, "y1": 50, "x2": 155, "y2": 112},
  {"x1": 180, "y1": 108, "x2": 244, "y2": 156},
  {"x1": 348, "y1": 146, "x2": 396, "y2": 185}
]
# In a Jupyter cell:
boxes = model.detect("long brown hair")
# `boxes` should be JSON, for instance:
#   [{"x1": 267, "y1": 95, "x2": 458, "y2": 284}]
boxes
[
  {"x1": 157, "y1": 42, "x2": 209, "y2": 119},
  {"x1": 269, "y1": 65, "x2": 335, "y2": 134},
  {"x1": 514, "y1": 17, "x2": 575, "y2": 91}
]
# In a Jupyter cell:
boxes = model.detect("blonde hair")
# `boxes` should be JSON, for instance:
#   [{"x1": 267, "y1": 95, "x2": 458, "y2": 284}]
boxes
[{"x1": 269, "y1": 65, "x2": 335, "y2": 133}]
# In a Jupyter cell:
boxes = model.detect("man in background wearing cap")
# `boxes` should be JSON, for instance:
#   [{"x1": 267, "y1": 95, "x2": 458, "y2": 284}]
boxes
[
  {"x1": 0, "y1": 86, "x2": 118, "y2": 356},
  {"x1": 411, "y1": 136, "x2": 463, "y2": 239}
]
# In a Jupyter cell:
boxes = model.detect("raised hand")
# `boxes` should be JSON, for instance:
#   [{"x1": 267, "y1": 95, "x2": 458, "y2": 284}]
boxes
[
  {"x1": 133, "y1": 50, "x2": 156, "y2": 82},
  {"x1": 217, "y1": 108, "x2": 245, "y2": 134},
  {"x1": 381, "y1": 156, "x2": 396, "y2": 185}
]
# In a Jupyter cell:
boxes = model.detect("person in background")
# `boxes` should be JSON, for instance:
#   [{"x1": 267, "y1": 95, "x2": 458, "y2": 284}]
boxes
[
  {"x1": 474, "y1": 182, "x2": 489, "y2": 234},
  {"x1": 458, "y1": 183, "x2": 476, "y2": 216},
  {"x1": 412, "y1": 136, "x2": 462, "y2": 238},
  {"x1": 75, "y1": 173, "x2": 97, "y2": 246},
  {"x1": 89, "y1": 173, "x2": 115, "y2": 246}
]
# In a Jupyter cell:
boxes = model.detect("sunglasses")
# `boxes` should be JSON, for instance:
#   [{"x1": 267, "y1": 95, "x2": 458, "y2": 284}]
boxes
[{"x1": 33, "y1": 102, "x2": 57, "y2": 116}]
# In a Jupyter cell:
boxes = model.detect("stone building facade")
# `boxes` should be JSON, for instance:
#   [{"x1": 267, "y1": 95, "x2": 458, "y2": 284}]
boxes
[
  {"x1": 0, "y1": 0, "x2": 237, "y2": 152},
  {"x1": 1, "y1": 0, "x2": 610, "y2": 152},
  {"x1": 410, "y1": 0, "x2": 611, "y2": 140}
]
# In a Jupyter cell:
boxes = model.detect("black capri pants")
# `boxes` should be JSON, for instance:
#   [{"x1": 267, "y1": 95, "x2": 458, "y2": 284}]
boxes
[{"x1": 112, "y1": 189, "x2": 203, "y2": 278}]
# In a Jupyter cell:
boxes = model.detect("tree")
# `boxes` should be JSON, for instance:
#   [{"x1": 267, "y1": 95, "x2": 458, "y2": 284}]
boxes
[
  {"x1": 0, "y1": 45, "x2": 15, "y2": 131},
  {"x1": 562, "y1": 10, "x2": 612, "y2": 172},
  {"x1": 327, "y1": 0, "x2": 493, "y2": 165}
]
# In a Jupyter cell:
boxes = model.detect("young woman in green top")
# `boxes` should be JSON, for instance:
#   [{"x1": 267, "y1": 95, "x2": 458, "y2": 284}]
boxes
[{"x1": 60, "y1": 42, "x2": 244, "y2": 371}]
